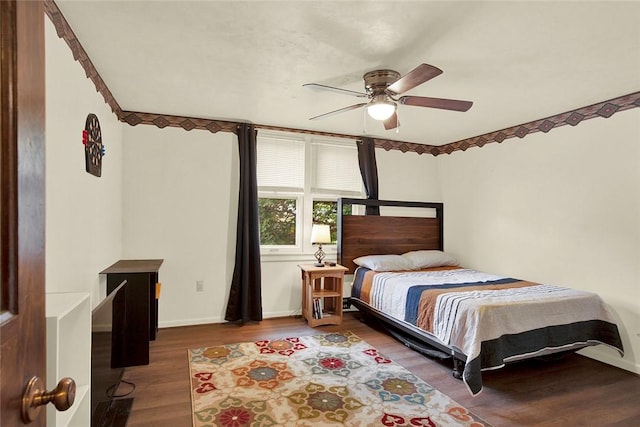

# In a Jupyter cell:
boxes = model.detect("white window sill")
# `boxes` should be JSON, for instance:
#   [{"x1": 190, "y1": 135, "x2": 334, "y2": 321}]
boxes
[{"x1": 260, "y1": 251, "x2": 338, "y2": 264}]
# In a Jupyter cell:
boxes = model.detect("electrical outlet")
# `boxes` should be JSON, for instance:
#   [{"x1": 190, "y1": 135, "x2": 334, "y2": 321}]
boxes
[
  {"x1": 196, "y1": 280, "x2": 204, "y2": 292},
  {"x1": 342, "y1": 297, "x2": 351, "y2": 310}
]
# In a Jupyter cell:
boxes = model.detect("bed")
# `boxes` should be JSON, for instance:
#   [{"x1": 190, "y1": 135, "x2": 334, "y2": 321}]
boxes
[{"x1": 337, "y1": 198, "x2": 624, "y2": 396}]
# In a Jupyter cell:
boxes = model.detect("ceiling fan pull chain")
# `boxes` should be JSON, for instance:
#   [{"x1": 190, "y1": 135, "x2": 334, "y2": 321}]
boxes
[{"x1": 362, "y1": 108, "x2": 367, "y2": 133}]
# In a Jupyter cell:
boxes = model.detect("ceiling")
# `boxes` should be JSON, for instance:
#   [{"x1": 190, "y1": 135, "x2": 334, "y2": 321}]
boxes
[{"x1": 54, "y1": 0, "x2": 640, "y2": 146}]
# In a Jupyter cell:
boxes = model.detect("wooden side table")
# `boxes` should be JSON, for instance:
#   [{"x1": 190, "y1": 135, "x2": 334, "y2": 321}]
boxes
[{"x1": 298, "y1": 264, "x2": 348, "y2": 327}]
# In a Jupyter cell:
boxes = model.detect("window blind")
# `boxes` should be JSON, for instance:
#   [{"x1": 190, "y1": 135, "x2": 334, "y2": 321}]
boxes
[
  {"x1": 312, "y1": 141, "x2": 362, "y2": 194},
  {"x1": 257, "y1": 136, "x2": 305, "y2": 190}
]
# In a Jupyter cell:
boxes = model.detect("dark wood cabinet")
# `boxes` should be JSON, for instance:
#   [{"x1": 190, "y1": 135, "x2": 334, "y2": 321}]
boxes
[{"x1": 100, "y1": 259, "x2": 163, "y2": 367}]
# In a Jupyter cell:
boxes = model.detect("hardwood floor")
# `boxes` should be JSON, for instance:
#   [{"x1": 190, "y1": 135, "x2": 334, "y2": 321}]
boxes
[{"x1": 117, "y1": 312, "x2": 640, "y2": 426}]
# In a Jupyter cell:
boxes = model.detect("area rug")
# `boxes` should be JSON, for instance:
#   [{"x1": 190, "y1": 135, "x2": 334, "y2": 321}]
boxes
[{"x1": 189, "y1": 331, "x2": 490, "y2": 427}]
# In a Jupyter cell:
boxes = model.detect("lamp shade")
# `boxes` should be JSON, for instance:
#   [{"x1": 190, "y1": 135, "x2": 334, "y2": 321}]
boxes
[
  {"x1": 367, "y1": 95, "x2": 396, "y2": 121},
  {"x1": 310, "y1": 224, "x2": 331, "y2": 244}
]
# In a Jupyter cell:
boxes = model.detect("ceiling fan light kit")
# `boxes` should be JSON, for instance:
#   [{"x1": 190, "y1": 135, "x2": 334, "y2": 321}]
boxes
[
  {"x1": 305, "y1": 63, "x2": 473, "y2": 130},
  {"x1": 367, "y1": 95, "x2": 396, "y2": 121}
]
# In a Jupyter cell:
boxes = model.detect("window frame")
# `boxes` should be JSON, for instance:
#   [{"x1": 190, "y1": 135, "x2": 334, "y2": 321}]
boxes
[
  {"x1": 258, "y1": 192, "x2": 303, "y2": 253},
  {"x1": 257, "y1": 131, "x2": 363, "y2": 259}
]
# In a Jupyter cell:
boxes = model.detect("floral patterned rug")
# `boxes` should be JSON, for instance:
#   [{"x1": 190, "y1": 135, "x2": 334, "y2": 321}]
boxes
[{"x1": 189, "y1": 331, "x2": 490, "y2": 427}]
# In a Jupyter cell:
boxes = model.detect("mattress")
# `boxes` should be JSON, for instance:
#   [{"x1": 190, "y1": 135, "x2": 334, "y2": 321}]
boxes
[{"x1": 351, "y1": 266, "x2": 624, "y2": 395}]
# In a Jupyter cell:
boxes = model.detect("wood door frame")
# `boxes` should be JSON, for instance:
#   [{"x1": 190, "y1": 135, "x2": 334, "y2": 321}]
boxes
[
  {"x1": 1, "y1": 0, "x2": 19, "y2": 320},
  {"x1": 0, "y1": 1, "x2": 47, "y2": 425}
]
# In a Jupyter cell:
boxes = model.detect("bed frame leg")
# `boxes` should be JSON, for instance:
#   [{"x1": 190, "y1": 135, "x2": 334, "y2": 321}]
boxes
[{"x1": 452, "y1": 358, "x2": 464, "y2": 380}]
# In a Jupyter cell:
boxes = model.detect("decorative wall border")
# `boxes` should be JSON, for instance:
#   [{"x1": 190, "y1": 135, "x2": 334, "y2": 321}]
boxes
[
  {"x1": 119, "y1": 109, "x2": 438, "y2": 152},
  {"x1": 46, "y1": 0, "x2": 639, "y2": 157},
  {"x1": 44, "y1": 0, "x2": 122, "y2": 117},
  {"x1": 434, "y1": 92, "x2": 640, "y2": 156},
  {"x1": 120, "y1": 111, "x2": 238, "y2": 134},
  {"x1": 45, "y1": 0, "x2": 432, "y2": 152}
]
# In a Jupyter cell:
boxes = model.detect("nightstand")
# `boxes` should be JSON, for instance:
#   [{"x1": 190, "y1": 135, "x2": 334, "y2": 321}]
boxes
[{"x1": 298, "y1": 264, "x2": 348, "y2": 327}]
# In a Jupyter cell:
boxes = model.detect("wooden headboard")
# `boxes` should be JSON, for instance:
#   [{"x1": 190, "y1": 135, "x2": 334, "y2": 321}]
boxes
[{"x1": 337, "y1": 198, "x2": 444, "y2": 274}]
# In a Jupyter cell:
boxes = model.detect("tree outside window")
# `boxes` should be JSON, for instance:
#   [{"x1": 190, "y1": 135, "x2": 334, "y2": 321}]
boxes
[
  {"x1": 312, "y1": 201, "x2": 352, "y2": 244},
  {"x1": 258, "y1": 198, "x2": 297, "y2": 245}
]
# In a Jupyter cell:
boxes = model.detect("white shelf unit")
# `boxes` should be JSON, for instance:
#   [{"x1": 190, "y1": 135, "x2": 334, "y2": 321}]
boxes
[{"x1": 46, "y1": 292, "x2": 91, "y2": 427}]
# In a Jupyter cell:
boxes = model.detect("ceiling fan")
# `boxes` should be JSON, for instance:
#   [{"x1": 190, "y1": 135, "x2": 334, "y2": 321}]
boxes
[{"x1": 303, "y1": 63, "x2": 473, "y2": 130}]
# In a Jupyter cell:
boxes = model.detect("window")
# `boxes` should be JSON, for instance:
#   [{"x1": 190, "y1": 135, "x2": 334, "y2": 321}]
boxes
[
  {"x1": 257, "y1": 132, "x2": 363, "y2": 255},
  {"x1": 312, "y1": 200, "x2": 352, "y2": 244},
  {"x1": 258, "y1": 197, "x2": 297, "y2": 245}
]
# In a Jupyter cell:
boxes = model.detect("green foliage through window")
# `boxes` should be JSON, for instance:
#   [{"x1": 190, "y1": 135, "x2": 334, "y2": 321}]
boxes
[
  {"x1": 312, "y1": 201, "x2": 352, "y2": 243},
  {"x1": 258, "y1": 198, "x2": 296, "y2": 245}
]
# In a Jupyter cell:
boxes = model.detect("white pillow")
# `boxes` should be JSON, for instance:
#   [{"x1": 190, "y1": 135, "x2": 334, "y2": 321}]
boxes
[
  {"x1": 353, "y1": 254, "x2": 414, "y2": 271},
  {"x1": 401, "y1": 250, "x2": 459, "y2": 269}
]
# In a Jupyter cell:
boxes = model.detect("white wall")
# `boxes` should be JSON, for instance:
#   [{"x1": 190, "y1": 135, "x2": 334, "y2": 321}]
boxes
[
  {"x1": 121, "y1": 126, "x2": 238, "y2": 326},
  {"x1": 120, "y1": 133, "x2": 440, "y2": 326},
  {"x1": 45, "y1": 19, "x2": 123, "y2": 307},
  {"x1": 437, "y1": 109, "x2": 640, "y2": 374},
  {"x1": 377, "y1": 148, "x2": 441, "y2": 202}
]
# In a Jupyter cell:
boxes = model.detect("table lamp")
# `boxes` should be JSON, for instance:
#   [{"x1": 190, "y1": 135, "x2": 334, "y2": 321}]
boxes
[{"x1": 310, "y1": 224, "x2": 331, "y2": 267}]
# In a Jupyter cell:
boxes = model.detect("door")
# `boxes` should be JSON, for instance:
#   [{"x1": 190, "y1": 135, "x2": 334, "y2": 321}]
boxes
[{"x1": 1, "y1": 0, "x2": 47, "y2": 425}]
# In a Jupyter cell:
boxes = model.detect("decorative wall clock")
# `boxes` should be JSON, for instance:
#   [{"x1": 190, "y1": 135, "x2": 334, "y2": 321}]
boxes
[{"x1": 82, "y1": 113, "x2": 103, "y2": 177}]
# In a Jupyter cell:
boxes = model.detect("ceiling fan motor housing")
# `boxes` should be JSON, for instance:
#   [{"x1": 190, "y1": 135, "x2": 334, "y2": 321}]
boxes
[
  {"x1": 305, "y1": 63, "x2": 471, "y2": 126},
  {"x1": 363, "y1": 69, "x2": 401, "y2": 96}
]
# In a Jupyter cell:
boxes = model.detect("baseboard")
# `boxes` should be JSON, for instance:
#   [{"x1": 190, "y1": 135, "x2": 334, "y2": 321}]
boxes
[
  {"x1": 158, "y1": 310, "x2": 302, "y2": 329},
  {"x1": 159, "y1": 317, "x2": 221, "y2": 328},
  {"x1": 578, "y1": 346, "x2": 639, "y2": 375}
]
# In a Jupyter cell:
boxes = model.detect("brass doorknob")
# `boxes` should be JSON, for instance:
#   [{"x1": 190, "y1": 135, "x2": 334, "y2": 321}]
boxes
[{"x1": 21, "y1": 376, "x2": 76, "y2": 423}]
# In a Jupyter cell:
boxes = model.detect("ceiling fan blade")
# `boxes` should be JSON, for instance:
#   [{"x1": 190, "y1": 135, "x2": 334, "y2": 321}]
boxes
[
  {"x1": 399, "y1": 96, "x2": 473, "y2": 112},
  {"x1": 383, "y1": 112, "x2": 398, "y2": 130},
  {"x1": 309, "y1": 103, "x2": 368, "y2": 121},
  {"x1": 386, "y1": 63, "x2": 443, "y2": 95},
  {"x1": 302, "y1": 83, "x2": 368, "y2": 98}
]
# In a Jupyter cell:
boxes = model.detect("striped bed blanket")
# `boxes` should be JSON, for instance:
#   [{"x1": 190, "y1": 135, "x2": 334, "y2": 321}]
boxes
[{"x1": 352, "y1": 266, "x2": 624, "y2": 395}]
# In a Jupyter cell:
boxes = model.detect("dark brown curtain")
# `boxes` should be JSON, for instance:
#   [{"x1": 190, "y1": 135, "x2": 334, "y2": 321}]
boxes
[
  {"x1": 225, "y1": 124, "x2": 263, "y2": 323},
  {"x1": 357, "y1": 137, "x2": 380, "y2": 215}
]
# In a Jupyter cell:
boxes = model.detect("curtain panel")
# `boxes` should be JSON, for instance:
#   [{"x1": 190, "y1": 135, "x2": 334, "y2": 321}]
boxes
[
  {"x1": 225, "y1": 124, "x2": 263, "y2": 323},
  {"x1": 357, "y1": 137, "x2": 380, "y2": 215}
]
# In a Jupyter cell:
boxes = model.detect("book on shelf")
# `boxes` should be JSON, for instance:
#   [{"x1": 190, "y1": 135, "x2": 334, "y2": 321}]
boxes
[{"x1": 313, "y1": 298, "x2": 323, "y2": 319}]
